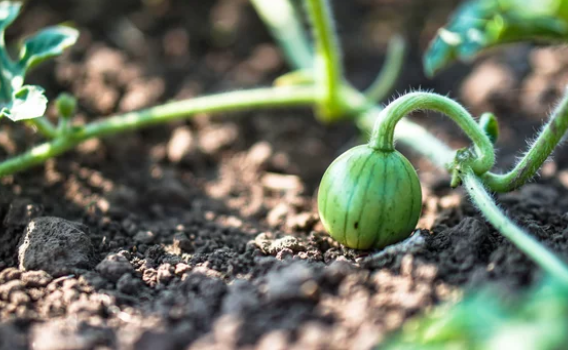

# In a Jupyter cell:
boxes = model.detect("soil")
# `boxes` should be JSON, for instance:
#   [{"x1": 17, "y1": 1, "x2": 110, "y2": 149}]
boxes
[{"x1": 2, "y1": 0, "x2": 568, "y2": 349}]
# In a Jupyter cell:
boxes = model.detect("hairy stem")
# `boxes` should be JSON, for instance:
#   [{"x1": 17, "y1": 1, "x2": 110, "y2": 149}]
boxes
[
  {"x1": 364, "y1": 35, "x2": 406, "y2": 104},
  {"x1": 373, "y1": 104, "x2": 568, "y2": 285},
  {"x1": 305, "y1": 0, "x2": 344, "y2": 118},
  {"x1": 250, "y1": 0, "x2": 313, "y2": 70},
  {"x1": 0, "y1": 86, "x2": 315, "y2": 177},
  {"x1": 483, "y1": 89, "x2": 568, "y2": 192},
  {"x1": 464, "y1": 167, "x2": 568, "y2": 285},
  {"x1": 368, "y1": 92, "x2": 495, "y2": 175},
  {"x1": 357, "y1": 107, "x2": 455, "y2": 169}
]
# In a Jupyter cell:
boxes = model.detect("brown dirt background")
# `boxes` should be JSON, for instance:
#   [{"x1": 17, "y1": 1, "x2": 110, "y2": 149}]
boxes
[{"x1": 2, "y1": 0, "x2": 568, "y2": 349}]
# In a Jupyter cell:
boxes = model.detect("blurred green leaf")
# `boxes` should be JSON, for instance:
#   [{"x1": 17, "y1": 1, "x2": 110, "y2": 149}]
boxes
[
  {"x1": 0, "y1": 1, "x2": 21, "y2": 32},
  {"x1": 383, "y1": 277, "x2": 568, "y2": 350},
  {"x1": 0, "y1": 1, "x2": 78, "y2": 122},
  {"x1": 424, "y1": 0, "x2": 568, "y2": 77},
  {"x1": 19, "y1": 26, "x2": 79, "y2": 71},
  {"x1": 0, "y1": 85, "x2": 48, "y2": 121}
]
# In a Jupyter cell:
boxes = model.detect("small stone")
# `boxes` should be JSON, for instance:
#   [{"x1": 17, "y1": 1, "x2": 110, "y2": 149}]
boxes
[
  {"x1": 0, "y1": 268, "x2": 21, "y2": 283},
  {"x1": 173, "y1": 232, "x2": 192, "y2": 253},
  {"x1": 267, "y1": 203, "x2": 289, "y2": 227},
  {"x1": 0, "y1": 280, "x2": 23, "y2": 300},
  {"x1": 10, "y1": 290, "x2": 30, "y2": 305},
  {"x1": 80, "y1": 272, "x2": 108, "y2": 290},
  {"x1": 268, "y1": 236, "x2": 304, "y2": 255},
  {"x1": 3, "y1": 199, "x2": 43, "y2": 228},
  {"x1": 167, "y1": 126, "x2": 196, "y2": 163},
  {"x1": 286, "y1": 212, "x2": 318, "y2": 231},
  {"x1": 21, "y1": 271, "x2": 53, "y2": 288},
  {"x1": 134, "y1": 231, "x2": 156, "y2": 244},
  {"x1": 262, "y1": 173, "x2": 304, "y2": 193},
  {"x1": 276, "y1": 248, "x2": 294, "y2": 261},
  {"x1": 174, "y1": 263, "x2": 191, "y2": 276},
  {"x1": 246, "y1": 141, "x2": 272, "y2": 167},
  {"x1": 255, "y1": 234, "x2": 306, "y2": 256},
  {"x1": 143, "y1": 268, "x2": 158, "y2": 288},
  {"x1": 96, "y1": 253, "x2": 134, "y2": 282},
  {"x1": 157, "y1": 264, "x2": 173, "y2": 284},
  {"x1": 198, "y1": 123, "x2": 238, "y2": 155},
  {"x1": 117, "y1": 273, "x2": 143, "y2": 295},
  {"x1": 18, "y1": 217, "x2": 95, "y2": 277}
]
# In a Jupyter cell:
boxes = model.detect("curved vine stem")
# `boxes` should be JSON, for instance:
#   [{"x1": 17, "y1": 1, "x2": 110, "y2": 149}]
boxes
[
  {"x1": 369, "y1": 92, "x2": 495, "y2": 175},
  {"x1": 464, "y1": 167, "x2": 568, "y2": 285},
  {"x1": 364, "y1": 35, "x2": 406, "y2": 104},
  {"x1": 368, "y1": 104, "x2": 568, "y2": 285},
  {"x1": 482, "y1": 89, "x2": 568, "y2": 192},
  {"x1": 357, "y1": 107, "x2": 456, "y2": 169},
  {"x1": 0, "y1": 86, "x2": 316, "y2": 177}
]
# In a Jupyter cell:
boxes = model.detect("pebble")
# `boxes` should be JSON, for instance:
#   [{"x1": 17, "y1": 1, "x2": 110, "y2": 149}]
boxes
[
  {"x1": 96, "y1": 253, "x2": 134, "y2": 282},
  {"x1": 18, "y1": 217, "x2": 95, "y2": 277}
]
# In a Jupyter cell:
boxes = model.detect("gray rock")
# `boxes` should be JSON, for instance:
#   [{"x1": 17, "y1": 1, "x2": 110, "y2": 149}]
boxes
[
  {"x1": 96, "y1": 253, "x2": 133, "y2": 282},
  {"x1": 18, "y1": 217, "x2": 95, "y2": 277}
]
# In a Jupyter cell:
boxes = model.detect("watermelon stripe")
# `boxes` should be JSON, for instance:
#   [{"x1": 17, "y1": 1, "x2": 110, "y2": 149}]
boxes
[
  {"x1": 401, "y1": 158, "x2": 416, "y2": 228},
  {"x1": 343, "y1": 151, "x2": 373, "y2": 246},
  {"x1": 370, "y1": 155, "x2": 390, "y2": 249},
  {"x1": 355, "y1": 152, "x2": 380, "y2": 249}
]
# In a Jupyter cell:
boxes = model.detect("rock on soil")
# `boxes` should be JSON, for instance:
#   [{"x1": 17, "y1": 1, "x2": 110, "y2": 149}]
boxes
[
  {"x1": 96, "y1": 252, "x2": 134, "y2": 283},
  {"x1": 18, "y1": 217, "x2": 95, "y2": 277}
]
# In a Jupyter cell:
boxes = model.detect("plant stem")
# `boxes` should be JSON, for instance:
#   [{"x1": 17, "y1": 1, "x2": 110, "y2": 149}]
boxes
[
  {"x1": 250, "y1": 0, "x2": 313, "y2": 70},
  {"x1": 26, "y1": 117, "x2": 57, "y2": 139},
  {"x1": 305, "y1": 0, "x2": 344, "y2": 119},
  {"x1": 364, "y1": 35, "x2": 406, "y2": 104},
  {"x1": 251, "y1": 0, "x2": 403, "y2": 112},
  {"x1": 463, "y1": 167, "x2": 568, "y2": 285},
  {"x1": 370, "y1": 104, "x2": 568, "y2": 285},
  {"x1": 0, "y1": 86, "x2": 315, "y2": 177},
  {"x1": 57, "y1": 117, "x2": 69, "y2": 136},
  {"x1": 368, "y1": 91, "x2": 495, "y2": 175},
  {"x1": 482, "y1": 89, "x2": 568, "y2": 192},
  {"x1": 357, "y1": 107, "x2": 456, "y2": 169}
]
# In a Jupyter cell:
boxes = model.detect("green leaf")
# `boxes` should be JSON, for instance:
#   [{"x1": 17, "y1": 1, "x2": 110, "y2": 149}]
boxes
[
  {"x1": 0, "y1": 2, "x2": 78, "y2": 122},
  {"x1": 424, "y1": 0, "x2": 568, "y2": 77},
  {"x1": 0, "y1": 1, "x2": 21, "y2": 32},
  {"x1": 0, "y1": 85, "x2": 48, "y2": 121},
  {"x1": 19, "y1": 26, "x2": 79, "y2": 70}
]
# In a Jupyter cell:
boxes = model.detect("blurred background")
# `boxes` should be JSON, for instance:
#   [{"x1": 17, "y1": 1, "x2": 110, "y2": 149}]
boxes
[{"x1": 14, "y1": 0, "x2": 568, "y2": 179}]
